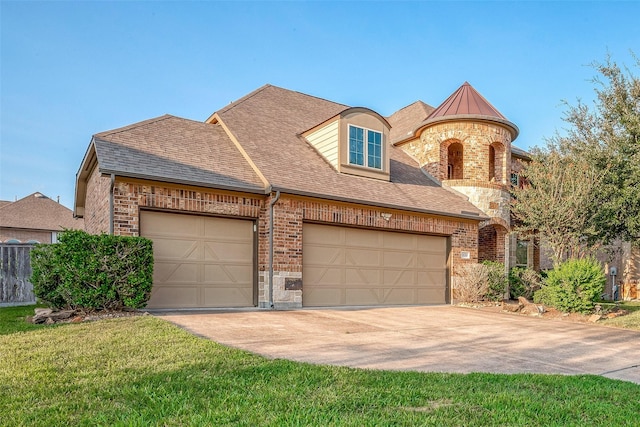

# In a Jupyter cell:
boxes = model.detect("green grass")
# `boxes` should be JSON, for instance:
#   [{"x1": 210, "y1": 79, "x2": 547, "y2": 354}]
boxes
[
  {"x1": 598, "y1": 301, "x2": 640, "y2": 330},
  {"x1": 0, "y1": 304, "x2": 51, "y2": 335},
  {"x1": 1, "y1": 307, "x2": 638, "y2": 426}
]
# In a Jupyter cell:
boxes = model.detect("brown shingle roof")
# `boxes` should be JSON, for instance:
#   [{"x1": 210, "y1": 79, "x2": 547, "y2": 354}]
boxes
[
  {"x1": 93, "y1": 115, "x2": 265, "y2": 193},
  {"x1": 216, "y1": 85, "x2": 485, "y2": 219},
  {"x1": 0, "y1": 192, "x2": 84, "y2": 231},
  {"x1": 387, "y1": 100, "x2": 435, "y2": 143}
]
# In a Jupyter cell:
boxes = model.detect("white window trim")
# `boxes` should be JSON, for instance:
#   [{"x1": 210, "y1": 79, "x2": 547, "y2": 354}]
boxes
[{"x1": 347, "y1": 124, "x2": 383, "y2": 170}]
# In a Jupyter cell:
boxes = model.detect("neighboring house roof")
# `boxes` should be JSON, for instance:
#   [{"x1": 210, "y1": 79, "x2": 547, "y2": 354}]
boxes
[
  {"x1": 387, "y1": 100, "x2": 435, "y2": 143},
  {"x1": 0, "y1": 192, "x2": 84, "y2": 231},
  {"x1": 0, "y1": 200, "x2": 11, "y2": 209},
  {"x1": 213, "y1": 84, "x2": 485, "y2": 219},
  {"x1": 91, "y1": 115, "x2": 265, "y2": 193}
]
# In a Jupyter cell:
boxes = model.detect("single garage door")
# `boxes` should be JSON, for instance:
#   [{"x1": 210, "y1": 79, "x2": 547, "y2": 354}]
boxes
[
  {"x1": 303, "y1": 224, "x2": 448, "y2": 307},
  {"x1": 140, "y1": 211, "x2": 255, "y2": 309}
]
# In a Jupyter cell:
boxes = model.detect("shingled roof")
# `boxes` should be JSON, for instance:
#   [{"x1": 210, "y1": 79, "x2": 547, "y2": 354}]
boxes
[
  {"x1": 0, "y1": 192, "x2": 84, "y2": 231},
  {"x1": 90, "y1": 115, "x2": 265, "y2": 193},
  {"x1": 214, "y1": 85, "x2": 485, "y2": 219},
  {"x1": 387, "y1": 100, "x2": 435, "y2": 143}
]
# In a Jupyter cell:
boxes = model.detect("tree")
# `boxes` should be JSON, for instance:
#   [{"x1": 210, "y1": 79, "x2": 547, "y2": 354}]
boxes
[
  {"x1": 511, "y1": 150, "x2": 601, "y2": 266},
  {"x1": 511, "y1": 54, "x2": 640, "y2": 265}
]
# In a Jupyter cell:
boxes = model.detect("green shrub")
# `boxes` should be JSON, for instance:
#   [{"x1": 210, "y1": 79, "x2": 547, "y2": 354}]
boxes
[
  {"x1": 30, "y1": 230, "x2": 153, "y2": 311},
  {"x1": 509, "y1": 267, "x2": 542, "y2": 300},
  {"x1": 482, "y1": 261, "x2": 508, "y2": 301},
  {"x1": 533, "y1": 258, "x2": 605, "y2": 313}
]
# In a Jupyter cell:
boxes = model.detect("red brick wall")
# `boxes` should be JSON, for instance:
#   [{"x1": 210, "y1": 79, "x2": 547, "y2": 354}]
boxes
[
  {"x1": 111, "y1": 180, "x2": 263, "y2": 236},
  {"x1": 84, "y1": 167, "x2": 111, "y2": 234}
]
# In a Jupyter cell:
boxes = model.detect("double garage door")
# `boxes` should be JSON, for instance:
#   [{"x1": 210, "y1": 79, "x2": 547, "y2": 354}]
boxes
[
  {"x1": 141, "y1": 211, "x2": 448, "y2": 309},
  {"x1": 141, "y1": 211, "x2": 255, "y2": 309},
  {"x1": 303, "y1": 224, "x2": 448, "y2": 307}
]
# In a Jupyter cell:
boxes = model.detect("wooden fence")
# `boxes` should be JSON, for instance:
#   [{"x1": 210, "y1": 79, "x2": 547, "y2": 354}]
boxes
[{"x1": 0, "y1": 244, "x2": 36, "y2": 306}]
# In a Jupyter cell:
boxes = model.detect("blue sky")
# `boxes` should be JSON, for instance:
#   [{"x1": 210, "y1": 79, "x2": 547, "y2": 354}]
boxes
[{"x1": 1, "y1": 1, "x2": 638, "y2": 209}]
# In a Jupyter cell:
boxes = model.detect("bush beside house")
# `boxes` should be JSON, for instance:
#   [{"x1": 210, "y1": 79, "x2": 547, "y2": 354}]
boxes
[
  {"x1": 534, "y1": 258, "x2": 605, "y2": 314},
  {"x1": 30, "y1": 230, "x2": 153, "y2": 311}
]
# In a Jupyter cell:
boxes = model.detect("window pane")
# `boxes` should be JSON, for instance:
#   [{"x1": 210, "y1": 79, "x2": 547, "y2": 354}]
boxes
[
  {"x1": 349, "y1": 126, "x2": 364, "y2": 166},
  {"x1": 516, "y1": 240, "x2": 528, "y2": 266},
  {"x1": 367, "y1": 130, "x2": 382, "y2": 169}
]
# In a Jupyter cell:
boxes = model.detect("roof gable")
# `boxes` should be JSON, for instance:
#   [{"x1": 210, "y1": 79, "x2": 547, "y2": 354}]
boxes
[{"x1": 92, "y1": 115, "x2": 265, "y2": 192}]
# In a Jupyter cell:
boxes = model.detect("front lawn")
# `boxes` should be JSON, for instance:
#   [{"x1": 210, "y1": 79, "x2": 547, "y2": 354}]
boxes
[{"x1": 1, "y1": 307, "x2": 638, "y2": 426}]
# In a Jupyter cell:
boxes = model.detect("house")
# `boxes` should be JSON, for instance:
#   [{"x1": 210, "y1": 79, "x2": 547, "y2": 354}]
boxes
[
  {"x1": 0, "y1": 192, "x2": 84, "y2": 243},
  {"x1": 74, "y1": 83, "x2": 533, "y2": 309}
]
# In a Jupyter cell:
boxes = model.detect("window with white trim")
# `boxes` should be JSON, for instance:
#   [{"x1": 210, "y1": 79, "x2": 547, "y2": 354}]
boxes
[{"x1": 348, "y1": 125, "x2": 382, "y2": 169}]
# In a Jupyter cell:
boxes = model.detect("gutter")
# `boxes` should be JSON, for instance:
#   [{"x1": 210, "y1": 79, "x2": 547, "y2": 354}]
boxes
[
  {"x1": 268, "y1": 190, "x2": 281, "y2": 309},
  {"x1": 109, "y1": 174, "x2": 115, "y2": 235}
]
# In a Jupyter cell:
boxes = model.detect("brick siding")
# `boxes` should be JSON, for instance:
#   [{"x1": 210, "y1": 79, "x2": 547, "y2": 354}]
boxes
[{"x1": 0, "y1": 228, "x2": 52, "y2": 243}]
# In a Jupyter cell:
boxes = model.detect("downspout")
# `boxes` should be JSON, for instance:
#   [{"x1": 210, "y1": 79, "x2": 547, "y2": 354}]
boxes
[
  {"x1": 109, "y1": 174, "x2": 115, "y2": 235},
  {"x1": 268, "y1": 190, "x2": 281, "y2": 309}
]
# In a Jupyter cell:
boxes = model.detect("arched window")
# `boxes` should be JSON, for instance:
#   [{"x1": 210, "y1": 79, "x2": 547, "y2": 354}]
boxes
[
  {"x1": 489, "y1": 142, "x2": 505, "y2": 183},
  {"x1": 27, "y1": 240, "x2": 40, "y2": 244},
  {"x1": 5, "y1": 239, "x2": 21, "y2": 244},
  {"x1": 489, "y1": 146, "x2": 496, "y2": 181},
  {"x1": 447, "y1": 142, "x2": 464, "y2": 180}
]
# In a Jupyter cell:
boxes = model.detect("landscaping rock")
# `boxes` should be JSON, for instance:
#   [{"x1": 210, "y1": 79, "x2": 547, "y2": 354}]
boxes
[
  {"x1": 502, "y1": 302, "x2": 521, "y2": 313},
  {"x1": 588, "y1": 314, "x2": 601, "y2": 323},
  {"x1": 32, "y1": 308, "x2": 76, "y2": 324}
]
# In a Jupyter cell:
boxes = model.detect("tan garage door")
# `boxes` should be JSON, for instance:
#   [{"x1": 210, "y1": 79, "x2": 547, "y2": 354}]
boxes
[
  {"x1": 303, "y1": 224, "x2": 448, "y2": 307},
  {"x1": 140, "y1": 211, "x2": 254, "y2": 309}
]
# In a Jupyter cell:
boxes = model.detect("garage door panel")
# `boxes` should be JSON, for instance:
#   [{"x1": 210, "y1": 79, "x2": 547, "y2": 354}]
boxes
[
  {"x1": 305, "y1": 266, "x2": 343, "y2": 285},
  {"x1": 345, "y1": 249, "x2": 380, "y2": 266},
  {"x1": 204, "y1": 241, "x2": 253, "y2": 261},
  {"x1": 417, "y1": 253, "x2": 446, "y2": 269},
  {"x1": 383, "y1": 269, "x2": 416, "y2": 286},
  {"x1": 141, "y1": 211, "x2": 254, "y2": 309},
  {"x1": 418, "y1": 236, "x2": 447, "y2": 251},
  {"x1": 345, "y1": 268, "x2": 380, "y2": 285},
  {"x1": 303, "y1": 224, "x2": 447, "y2": 307},
  {"x1": 383, "y1": 252, "x2": 415, "y2": 268},
  {"x1": 417, "y1": 288, "x2": 446, "y2": 304},
  {"x1": 153, "y1": 239, "x2": 199, "y2": 260},
  {"x1": 305, "y1": 246, "x2": 344, "y2": 265},
  {"x1": 204, "y1": 264, "x2": 253, "y2": 284},
  {"x1": 148, "y1": 286, "x2": 199, "y2": 308},
  {"x1": 345, "y1": 228, "x2": 380, "y2": 247},
  {"x1": 154, "y1": 263, "x2": 199, "y2": 283},
  {"x1": 346, "y1": 288, "x2": 381, "y2": 305}
]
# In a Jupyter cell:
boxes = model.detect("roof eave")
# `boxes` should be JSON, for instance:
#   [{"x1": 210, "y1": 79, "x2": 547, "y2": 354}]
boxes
[
  {"x1": 98, "y1": 169, "x2": 268, "y2": 196},
  {"x1": 269, "y1": 186, "x2": 488, "y2": 222}
]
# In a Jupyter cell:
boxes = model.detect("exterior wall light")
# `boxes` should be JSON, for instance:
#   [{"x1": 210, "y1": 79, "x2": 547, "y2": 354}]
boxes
[{"x1": 381, "y1": 213, "x2": 392, "y2": 221}]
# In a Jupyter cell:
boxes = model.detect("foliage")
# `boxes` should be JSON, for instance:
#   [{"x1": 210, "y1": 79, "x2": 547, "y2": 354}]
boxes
[
  {"x1": 30, "y1": 230, "x2": 153, "y2": 311},
  {"x1": 482, "y1": 261, "x2": 508, "y2": 301},
  {"x1": 456, "y1": 262, "x2": 508, "y2": 302},
  {"x1": 511, "y1": 54, "x2": 640, "y2": 264},
  {"x1": 455, "y1": 263, "x2": 488, "y2": 303},
  {"x1": 511, "y1": 150, "x2": 601, "y2": 265},
  {"x1": 534, "y1": 258, "x2": 606, "y2": 313},
  {"x1": 1, "y1": 315, "x2": 639, "y2": 426},
  {"x1": 509, "y1": 267, "x2": 542, "y2": 300}
]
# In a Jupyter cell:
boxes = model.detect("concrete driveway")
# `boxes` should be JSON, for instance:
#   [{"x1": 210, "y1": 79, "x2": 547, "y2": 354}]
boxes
[{"x1": 157, "y1": 306, "x2": 640, "y2": 384}]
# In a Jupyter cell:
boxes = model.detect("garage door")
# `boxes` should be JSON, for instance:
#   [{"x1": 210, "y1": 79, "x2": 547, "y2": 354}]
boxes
[
  {"x1": 303, "y1": 224, "x2": 448, "y2": 307},
  {"x1": 140, "y1": 211, "x2": 255, "y2": 309}
]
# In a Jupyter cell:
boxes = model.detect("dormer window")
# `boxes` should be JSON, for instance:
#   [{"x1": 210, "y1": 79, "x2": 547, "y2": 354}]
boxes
[{"x1": 348, "y1": 125, "x2": 382, "y2": 169}]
